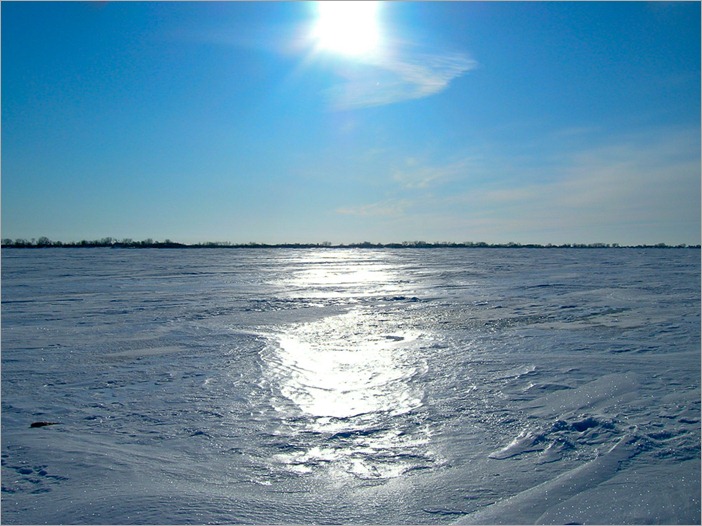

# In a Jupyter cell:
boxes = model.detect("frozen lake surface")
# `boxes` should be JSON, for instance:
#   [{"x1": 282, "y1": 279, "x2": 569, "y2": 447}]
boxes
[{"x1": 2, "y1": 247, "x2": 700, "y2": 524}]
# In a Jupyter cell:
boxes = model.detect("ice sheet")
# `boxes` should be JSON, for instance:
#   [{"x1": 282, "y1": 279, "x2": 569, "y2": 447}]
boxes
[{"x1": 2, "y1": 247, "x2": 699, "y2": 524}]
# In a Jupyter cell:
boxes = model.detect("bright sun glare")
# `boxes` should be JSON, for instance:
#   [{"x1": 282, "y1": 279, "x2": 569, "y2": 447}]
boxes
[{"x1": 313, "y1": 1, "x2": 380, "y2": 57}]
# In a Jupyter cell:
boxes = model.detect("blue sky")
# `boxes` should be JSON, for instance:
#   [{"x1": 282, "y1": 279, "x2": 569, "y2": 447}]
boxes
[{"x1": 2, "y1": 1, "x2": 700, "y2": 245}]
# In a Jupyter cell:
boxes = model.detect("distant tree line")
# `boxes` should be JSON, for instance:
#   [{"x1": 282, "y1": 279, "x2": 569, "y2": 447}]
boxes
[{"x1": 1, "y1": 237, "x2": 698, "y2": 249}]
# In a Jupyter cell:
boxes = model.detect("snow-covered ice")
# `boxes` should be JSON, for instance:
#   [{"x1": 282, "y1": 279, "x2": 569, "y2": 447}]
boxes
[{"x1": 1, "y1": 247, "x2": 699, "y2": 524}]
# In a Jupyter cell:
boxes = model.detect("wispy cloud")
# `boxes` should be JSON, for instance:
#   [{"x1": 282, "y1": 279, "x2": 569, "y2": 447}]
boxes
[
  {"x1": 325, "y1": 50, "x2": 476, "y2": 111},
  {"x1": 192, "y1": 10, "x2": 476, "y2": 111},
  {"x1": 437, "y1": 127, "x2": 701, "y2": 243},
  {"x1": 336, "y1": 199, "x2": 411, "y2": 217},
  {"x1": 392, "y1": 156, "x2": 478, "y2": 189},
  {"x1": 334, "y1": 126, "x2": 700, "y2": 244}
]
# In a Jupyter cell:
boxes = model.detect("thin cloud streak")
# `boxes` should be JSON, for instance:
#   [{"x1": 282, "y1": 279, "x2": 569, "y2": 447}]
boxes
[
  {"x1": 392, "y1": 156, "x2": 479, "y2": 189},
  {"x1": 191, "y1": 9, "x2": 477, "y2": 111},
  {"x1": 325, "y1": 50, "x2": 476, "y2": 111},
  {"x1": 335, "y1": 127, "x2": 700, "y2": 244},
  {"x1": 336, "y1": 199, "x2": 411, "y2": 217},
  {"x1": 436, "y1": 129, "x2": 700, "y2": 243}
]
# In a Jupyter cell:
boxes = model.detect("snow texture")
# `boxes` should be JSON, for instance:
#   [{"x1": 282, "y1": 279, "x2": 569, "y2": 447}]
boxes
[{"x1": 1, "y1": 248, "x2": 699, "y2": 524}]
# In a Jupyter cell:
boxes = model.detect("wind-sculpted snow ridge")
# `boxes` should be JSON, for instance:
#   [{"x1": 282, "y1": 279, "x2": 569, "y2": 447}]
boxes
[
  {"x1": 486, "y1": 373, "x2": 639, "y2": 464},
  {"x1": 457, "y1": 433, "x2": 642, "y2": 525},
  {"x1": 455, "y1": 371, "x2": 699, "y2": 524}
]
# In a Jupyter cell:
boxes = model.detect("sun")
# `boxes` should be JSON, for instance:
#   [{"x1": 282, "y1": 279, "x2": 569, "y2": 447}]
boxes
[{"x1": 312, "y1": 1, "x2": 381, "y2": 57}]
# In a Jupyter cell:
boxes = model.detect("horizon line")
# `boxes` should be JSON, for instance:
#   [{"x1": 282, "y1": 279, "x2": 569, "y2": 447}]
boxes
[{"x1": 2, "y1": 238, "x2": 699, "y2": 250}]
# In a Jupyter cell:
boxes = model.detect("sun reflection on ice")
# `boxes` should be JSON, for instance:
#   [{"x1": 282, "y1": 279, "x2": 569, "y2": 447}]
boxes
[
  {"x1": 261, "y1": 308, "x2": 433, "y2": 479},
  {"x1": 253, "y1": 250, "x2": 438, "y2": 479},
  {"x1": 272, "y1": 317, "x2": 422, "y2": 420},
  {"x1": 282, "y1": 250, "x2": 403, "y2": 299}
]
